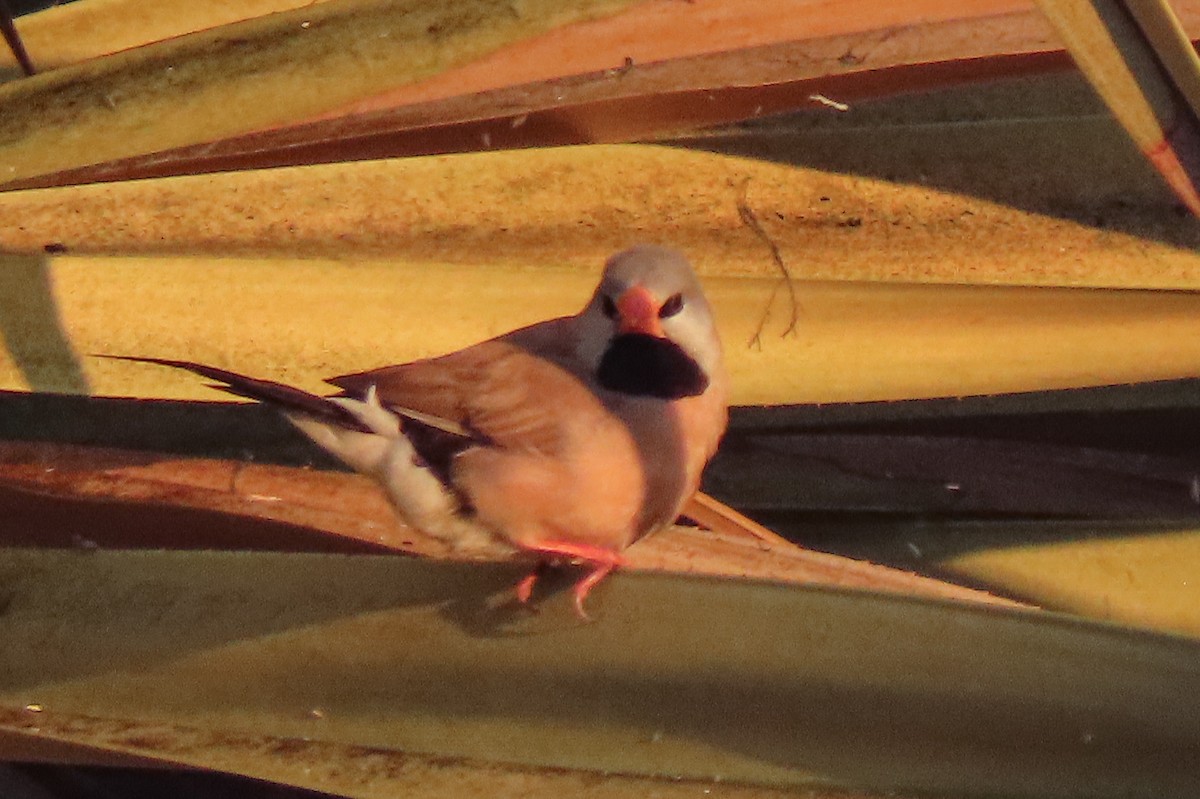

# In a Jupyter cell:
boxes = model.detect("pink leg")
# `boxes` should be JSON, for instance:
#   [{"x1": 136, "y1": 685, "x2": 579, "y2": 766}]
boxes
[
  {"x1": 515, "y1": 569, "x2": 539, "y2": 606},
  {"x1": 571, "y1": 562, "x2": 616, "y2": 621},
  {"x1": 516, "y1": 540, "x2": 624, "y2": 620}
]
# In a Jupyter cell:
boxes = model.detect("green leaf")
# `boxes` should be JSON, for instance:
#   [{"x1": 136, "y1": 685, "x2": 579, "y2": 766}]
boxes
[{"x1": 0, "y1": 548, "x2": 1196, "y2": 796}]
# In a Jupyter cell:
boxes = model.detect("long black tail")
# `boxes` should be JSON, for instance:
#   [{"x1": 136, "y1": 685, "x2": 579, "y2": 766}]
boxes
[{"x1": 99, "y1": 355, "x2": 372, "y2": 434}]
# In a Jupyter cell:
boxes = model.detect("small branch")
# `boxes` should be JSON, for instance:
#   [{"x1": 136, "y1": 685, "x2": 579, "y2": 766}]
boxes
[
  {"x1": 0, "y1": 0, "x2": 36, "y2": 77},
  {"x1": 736, "y1": 178, "x2": 798, "y2": 348}
]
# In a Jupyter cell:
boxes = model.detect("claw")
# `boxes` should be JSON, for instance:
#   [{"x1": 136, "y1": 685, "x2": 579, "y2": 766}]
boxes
[{"x1": 572, "y1": 562, "x2": 616, "y2": 621}]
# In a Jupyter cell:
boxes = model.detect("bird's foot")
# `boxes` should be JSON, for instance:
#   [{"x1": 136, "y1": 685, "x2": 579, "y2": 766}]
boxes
[
  {"x1": 515, "y1": 562, "x2": 547, "y2": 607},
  {"x1": 570, "y1": 561, "x2": 616, "y2": 622},
  {"x1": 515, "y1": 541, "x2": 624, "y2": 621}
]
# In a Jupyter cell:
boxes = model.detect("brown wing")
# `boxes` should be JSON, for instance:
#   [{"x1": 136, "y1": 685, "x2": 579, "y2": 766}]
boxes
[{"x1": 327, "y1": 320, "x2": 593, "y2": 458}]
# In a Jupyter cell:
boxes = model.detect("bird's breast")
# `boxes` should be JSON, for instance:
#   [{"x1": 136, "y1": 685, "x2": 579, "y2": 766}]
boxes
[{"x1": 612, "y1": 382, "x2": 728, "y2": 537}]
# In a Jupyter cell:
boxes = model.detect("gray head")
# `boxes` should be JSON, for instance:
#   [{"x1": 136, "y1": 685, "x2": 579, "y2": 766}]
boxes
[{"x1": 576, "y1": 245, "x2": 723, "y2": 397}]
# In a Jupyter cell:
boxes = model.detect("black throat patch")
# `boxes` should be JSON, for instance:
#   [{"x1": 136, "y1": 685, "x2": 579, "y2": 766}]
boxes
[{"x1": 597, "y1": 333, "x2": 709, "y2": 399}]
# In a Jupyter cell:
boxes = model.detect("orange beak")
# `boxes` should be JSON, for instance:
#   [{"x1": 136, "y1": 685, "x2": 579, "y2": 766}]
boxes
[{"x1": 615, "y1": 285, "x2": 664, "y2": 337}]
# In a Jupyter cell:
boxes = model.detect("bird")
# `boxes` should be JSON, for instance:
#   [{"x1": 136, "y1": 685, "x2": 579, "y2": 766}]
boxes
[{"x1": 109, "y1": 244, "x2": 729, "y2": 618}]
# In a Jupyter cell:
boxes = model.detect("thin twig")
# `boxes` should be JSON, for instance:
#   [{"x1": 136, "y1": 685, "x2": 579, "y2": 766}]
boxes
[
  {"x1": 0, "y1": 0, "x2": 36, "y2": 77},
  {"x1": 736, "y1": 178, "x2": 798, "y2": 348}
]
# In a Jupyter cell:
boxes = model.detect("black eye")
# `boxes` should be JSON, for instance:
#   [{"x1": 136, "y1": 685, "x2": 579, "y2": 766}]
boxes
[
  {"x1": 601, "y1": 294, "x2": 618, "y2": 319},
  {"x1": 658, "y1": 293, "x2": 684, "y2": 319}
]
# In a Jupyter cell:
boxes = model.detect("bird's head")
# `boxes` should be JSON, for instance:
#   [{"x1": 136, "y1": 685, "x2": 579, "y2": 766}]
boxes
[{"x1": 577, "y1": 245, "x2": 723, "y2": 399}]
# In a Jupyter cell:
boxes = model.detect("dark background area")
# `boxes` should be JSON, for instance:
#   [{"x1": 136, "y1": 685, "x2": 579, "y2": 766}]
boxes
[{"x1": 5, "y1": 1, "x2": 75, "y2": 16}]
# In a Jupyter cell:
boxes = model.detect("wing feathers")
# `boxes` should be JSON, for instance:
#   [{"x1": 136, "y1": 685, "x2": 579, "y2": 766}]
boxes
[{"x1": 330, "y1": 338, "x2": 585, "y2": 459}]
